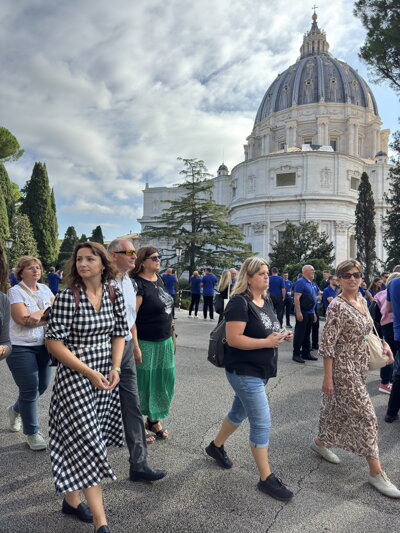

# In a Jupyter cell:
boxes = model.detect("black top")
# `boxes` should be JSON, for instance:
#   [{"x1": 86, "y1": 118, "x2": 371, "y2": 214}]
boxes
[
  {"x1": 133, "y1": 276, "x2": 174, "y2": 342},
  {"x1": 224, "y1": 294, "x2": 280, "y2": 379}
]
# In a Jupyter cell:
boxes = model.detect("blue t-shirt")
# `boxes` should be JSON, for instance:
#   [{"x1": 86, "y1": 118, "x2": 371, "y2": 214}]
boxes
[
  {"x1": 294, "y1": 276, "x2": 317, "y2": 314},
  {"x1": 387, "y1": 278, "x2": 400, "y2": 341},
  {"x1": 322, "y1": 285, "x2": 337, "y2": 311},
  {"x1": 9, "y1": 273, "x2": 19, "y2": 286},
  {"x1": 47, "y1": 272, "x2": 60, "y2": 294},
  {"x1": 161, "y1": 273, "x2": 176, "y2": 295},
  {"x1": 202, "y1": 273, "x2": 217, "y2": 297},
  {"x1": 189, "y1": 276, "x2": 202, "y2": 295},
  {"x1": 359, "y1": 286, "x2": 366, "y2": 297},
  {"x1": 283, "y1": 280, "x2": 293, "y2": 299},
  {"x1": 268, "y1": 275, "x2": 284, "y2": 298}
]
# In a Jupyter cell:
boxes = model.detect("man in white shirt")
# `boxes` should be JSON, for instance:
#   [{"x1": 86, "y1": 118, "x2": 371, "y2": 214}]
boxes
[{"x1": 108, "y1": 239, "x2": 166, "y2": 482}]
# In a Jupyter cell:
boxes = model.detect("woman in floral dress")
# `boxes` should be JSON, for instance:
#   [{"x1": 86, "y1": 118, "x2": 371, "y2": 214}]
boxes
[{"x1": 310, "y1": 259, "x2": 400, "y2": 498}]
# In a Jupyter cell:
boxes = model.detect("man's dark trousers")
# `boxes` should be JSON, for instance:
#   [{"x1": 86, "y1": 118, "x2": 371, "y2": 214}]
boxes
[
  {"x1": 271, "y1": 295, "x2": 284, "y2": 327},
  {"x1": 119, "y1": 340, "x2": 147, "y2": 467},
  {"x1": 284, "y1": 298, "x2": 292, "y2": 326},
  {"x1": 293, "y1": 313, "x2": 314, "y2": 358},
  {"x1": 203, "y1": 295, "x2": 214, "y2": 319},
  {"x1": 311, "y1": 313, "x2": 319, "y2": 349}
]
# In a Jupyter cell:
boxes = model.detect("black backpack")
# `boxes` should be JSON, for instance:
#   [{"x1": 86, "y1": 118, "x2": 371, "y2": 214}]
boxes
[{"x1": 207, "y1": 318, "x2": 227, "y2": 367}]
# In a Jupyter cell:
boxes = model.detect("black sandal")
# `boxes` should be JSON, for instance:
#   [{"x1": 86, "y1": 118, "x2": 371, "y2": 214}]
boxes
[{"x1": 145, "y1": 417, "x2": 169, "y2": 439}]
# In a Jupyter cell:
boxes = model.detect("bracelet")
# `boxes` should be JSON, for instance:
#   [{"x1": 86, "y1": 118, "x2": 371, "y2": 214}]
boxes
[{"x1": 111, "y1": 366, "x2": 121, "y2": 375}]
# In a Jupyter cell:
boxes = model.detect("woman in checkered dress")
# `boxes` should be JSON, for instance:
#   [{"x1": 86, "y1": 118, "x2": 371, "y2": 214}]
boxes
[{"x1": 46, "y1": 242, "x2": 129, "y2": 533}]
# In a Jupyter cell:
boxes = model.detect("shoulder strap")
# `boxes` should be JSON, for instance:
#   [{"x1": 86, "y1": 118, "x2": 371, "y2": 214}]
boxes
[
  {"x1": 71, "y1": 287, "x2": 80, "y2": 311},
  {"x1": 17, "y1": 282, "x2": 44, "y2": 309},
  {"x1": 107, "y1": 284, "x2": 116, "y2": 307}
]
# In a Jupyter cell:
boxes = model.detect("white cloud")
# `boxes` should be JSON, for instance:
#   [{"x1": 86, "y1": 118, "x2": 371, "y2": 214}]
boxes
[{"x1": 1, "y1": 0, "x2": 398, "y2": 239}]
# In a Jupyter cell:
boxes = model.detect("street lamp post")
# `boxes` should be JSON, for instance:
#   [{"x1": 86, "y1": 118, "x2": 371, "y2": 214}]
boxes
[{"x1": 175, "y1": 246, "x2": 183, "y2": 311}]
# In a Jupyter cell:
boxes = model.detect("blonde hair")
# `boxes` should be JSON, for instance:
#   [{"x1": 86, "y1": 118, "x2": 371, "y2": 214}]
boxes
[
  {"x1": 15, "y1": 256, "x2": 43, "y2": 281},
  {"x1": 387, "y1": 272, "x2": 400, "y2": 286},
  {"x1": 217, "y1": 270, "x2": 232, "y2": 292},
  {"x1": 231, "y1": 257, "x2": 269, "y2": 300},
  {"x1": 336, "y1": 258, "x2": 363, "y2": 278}
]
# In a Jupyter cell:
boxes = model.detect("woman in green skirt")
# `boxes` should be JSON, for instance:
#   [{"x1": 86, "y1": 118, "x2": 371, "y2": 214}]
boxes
[{"x1": 131, "y1": 246, "x2": 175, "y2": 438}]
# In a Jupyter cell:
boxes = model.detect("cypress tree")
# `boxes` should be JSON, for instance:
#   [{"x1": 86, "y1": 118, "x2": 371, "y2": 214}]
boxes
[
  {"x1": 79, "y1": 233, "x2": 88, "y2": 243},
  {"x1": 50, "y1": 187, "x2": 59, "y2": 259},
  {"x1": 90, "y1": 226, "x2": 104, "y2": 244},
  {"x1": 0, "y1": 163, "x2": 16, "y2": 225},
  {"x1": 0, "y1": 192, "x2": 9, "y2": 244},
  {"x1": 8, "y1": 213, "x2": 38, "y2": 267},
  {"x1": 355, "y1": 171, "x2": 378, "y2": 284},
  {"x1": 58, "y1": 226, "x2": 79, "y2": 266},
  {"x1": 20, "y1": 162, "x2": 58, "y2": 267},
  {"x1": 383, "y1": 131, "x2": 400, "y2": 270}
]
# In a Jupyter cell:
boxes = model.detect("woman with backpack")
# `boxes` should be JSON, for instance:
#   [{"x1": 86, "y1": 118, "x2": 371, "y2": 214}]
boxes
[{"x1": 205, "y1": 257, "x2": 294, "y2": 501}]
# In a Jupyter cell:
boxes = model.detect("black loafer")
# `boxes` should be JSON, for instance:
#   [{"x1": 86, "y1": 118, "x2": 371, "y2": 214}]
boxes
[
  {"x1": 292, "y1": 356, "x2": 305, "y2": 364},
  {"x1": 95, "y1": 526, "x2": 110, "y2": 533},
  {"x1": 62, "y1": 499, "x2": 93, "y2": 523},
  {"x1": 384, "y1": 414, "x2": 399, "y2": 423},
  {"x1": 130, "y1": 464, "x2": 167, "y2": 482},
  {"x1": 303, "y1": 354, "x2": 318, "y2": 361}
]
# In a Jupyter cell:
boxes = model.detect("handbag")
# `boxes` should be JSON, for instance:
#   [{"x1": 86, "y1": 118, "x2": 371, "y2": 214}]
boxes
[
  {"x1": 214, "y1": 285, "x2": 231, "y2": 315},
  {"x1": 367, "y1": 321, "x2": 389, "y2": 371}
]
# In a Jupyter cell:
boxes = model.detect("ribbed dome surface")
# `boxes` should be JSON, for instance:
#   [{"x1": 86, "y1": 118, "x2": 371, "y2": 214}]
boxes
[{"x1": 254, "y1": 16, "x2": 378, "y2": 124}]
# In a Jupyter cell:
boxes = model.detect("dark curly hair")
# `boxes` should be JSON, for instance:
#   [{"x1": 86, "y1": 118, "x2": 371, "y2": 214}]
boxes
[{"x1": 64, "y1": 242, "x2": 116, "y2": 289}]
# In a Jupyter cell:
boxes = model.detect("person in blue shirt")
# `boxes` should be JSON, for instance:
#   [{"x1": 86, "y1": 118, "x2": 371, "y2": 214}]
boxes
[
  {"x1": 311, "y1": 279, "x2": 322, "y2": 350},
  {"x1": 201, "y1": 268, "x2": 218, "y2": 320},
  {"x1": 9, "y1": 268, "x2": 19, "y2": 287},
  {"x1": 282, "y1": 272, "x2": 293, "y2": 328},
  {"x1": 162, "y1": 268, "x2": 177, "y2": 318},
  {"x1": 380, "y1": 272, "x2": 389, "y2": 291},
  {"x1": 292, "y1": 264, "x2": 317, "y2": 364},
  {"x1": 268, "y1": 267, "x2": 286, "y2": 327},
  {"x1": 322, "y1": 275, "x2": 339, "y2": 311},
  {"x1": 386, "y1": 276, "x2": 400, "y2": 422},
  {"x1": 188, "y1": 270, "x2": 202, "y2": 318},
  {"x1": 47, "y1": 267, "x2": 62, "y2": 294}
]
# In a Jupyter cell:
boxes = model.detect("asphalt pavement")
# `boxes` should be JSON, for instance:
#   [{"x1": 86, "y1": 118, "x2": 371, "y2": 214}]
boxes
[{"x1": 1, "y1": 310, "x2": 400, "y2": 533}]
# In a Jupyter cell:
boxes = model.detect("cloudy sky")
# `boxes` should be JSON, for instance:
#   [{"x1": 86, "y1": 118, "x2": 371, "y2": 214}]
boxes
[{"x1": 1, "y1": 0, "x2": 399, "y2": 241}]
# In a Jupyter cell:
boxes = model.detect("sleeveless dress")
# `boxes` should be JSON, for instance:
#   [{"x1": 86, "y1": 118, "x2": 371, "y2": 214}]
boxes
[
  {"x1": 46, "y1": 286, "x2": 129, "y2": 493},
  {"x1": 318, "y1": 295, "x2": 379, "y2": 459}
]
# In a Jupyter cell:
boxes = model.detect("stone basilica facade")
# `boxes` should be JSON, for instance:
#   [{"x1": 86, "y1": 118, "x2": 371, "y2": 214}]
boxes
[{"x1": 139, "y1": 14, "x2": 391, "y2": 266}]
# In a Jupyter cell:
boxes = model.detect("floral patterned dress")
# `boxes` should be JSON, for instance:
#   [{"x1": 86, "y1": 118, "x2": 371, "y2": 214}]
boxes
[{"x1": 318, "y1": 295, "x2": 379, "y2": 459}]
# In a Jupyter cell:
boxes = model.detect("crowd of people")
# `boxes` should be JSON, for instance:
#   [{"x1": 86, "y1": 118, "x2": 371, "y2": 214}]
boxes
[{"x1": 1, "y1": 240, "x2": 400, "y2": 532}]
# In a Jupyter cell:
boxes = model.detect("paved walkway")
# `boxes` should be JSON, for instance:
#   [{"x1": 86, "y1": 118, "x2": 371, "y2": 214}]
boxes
[{"x1": 1, "y1": 309, "x2": 399, "y2": 532}]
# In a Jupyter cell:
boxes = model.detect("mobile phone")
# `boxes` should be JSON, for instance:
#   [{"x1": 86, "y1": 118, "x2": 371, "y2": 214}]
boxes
[{"x1": 279, "y1": 327, "x2": 288, "y2": 336}]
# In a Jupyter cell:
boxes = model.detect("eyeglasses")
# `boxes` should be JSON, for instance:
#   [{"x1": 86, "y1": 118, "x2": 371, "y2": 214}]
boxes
[
  {"x1": 114, "y1": 250, "x2": 136, "y2": 256},
  {"x1": 148, "y1": 255, "x2": 162, "y2": 262},
  {"x1": 340, "y1": 272, "x2": 362, "y2": 279}
]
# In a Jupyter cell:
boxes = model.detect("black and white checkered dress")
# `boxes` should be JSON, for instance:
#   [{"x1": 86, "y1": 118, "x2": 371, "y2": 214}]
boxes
[{"x1": 46, "y1": 285, "x2": 129, "y2": 494}]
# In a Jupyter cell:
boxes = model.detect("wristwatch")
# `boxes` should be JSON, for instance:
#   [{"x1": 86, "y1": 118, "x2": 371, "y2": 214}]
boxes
[{"x1": 111, "y1": 366, "x2": 121, "y2": 375}]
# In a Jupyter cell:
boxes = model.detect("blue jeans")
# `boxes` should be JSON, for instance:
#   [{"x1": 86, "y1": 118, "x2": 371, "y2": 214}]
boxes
[
  {"x1": 225, "y1": 370, "x2": 271, "y2": 448},
  {"x1": 6, "y1": 345, "x2": 51, "y2": 435}
]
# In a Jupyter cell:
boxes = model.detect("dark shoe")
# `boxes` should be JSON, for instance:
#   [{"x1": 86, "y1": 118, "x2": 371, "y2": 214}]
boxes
[
  {"x1": 303, "y1": 353, "x2": 318, "y2": 361},
  {"x1": 62, "y1": 499, "x2": 93, "y2": 523},
  {"x1": 384, "y1": 414, "x2": 399, "y2": 423},
  {"x1": 312, "y1": 345, "x2": 319, "y2": 350},
  {"x1": 130, "y1": 464, "x2": 167, "y2": 482},
  {"x1": 205, "y1": 441, "x2": 233, "y2": 469},
  {"x1": 286, "y1": 324, "x2": 292, "y2": 328},
  {"x1": 292, "y1": 356, "x2": 305, "y2": 364},
  {"x1": 95, "y1": 526, "x2": 110, "y2": 533},
  {"x1": 257, "y1": 473, "x2": 293, "y2": 502}
]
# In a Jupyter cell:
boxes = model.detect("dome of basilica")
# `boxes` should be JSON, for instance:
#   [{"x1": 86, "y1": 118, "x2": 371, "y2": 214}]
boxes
[{"x1": 254, "y1": 13, "x2": 378, "y2": 125}]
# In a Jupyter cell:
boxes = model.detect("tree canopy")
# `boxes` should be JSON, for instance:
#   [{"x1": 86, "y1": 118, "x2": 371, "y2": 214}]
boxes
[
  {"x1": 383, "y1": 131, "x2": 400, "y2": 269},
  {"x1": 355, "y1": 171, "x2": 378, "y2": 283},
  {"x1": 354, "y1": 0, "x2": 400, "y2": 92},
  {"x1": 268, "y1": 221, "x2": 334, "y2": 273},
  {"x1": 90, "y1": 226, "x2": 104, "y2": 244},
  {"x1": 0, "y1": 127, "x2": 24, "y2": 163},
  {"x1": 141, "y1": 157, "x2": 251, "y2": 275},
  {"x1": 58, "y1": 226, "x2": 79, "y2": 267},
  {"x1": 8, "y1": 213, "x2": 38, "y2": 267}
]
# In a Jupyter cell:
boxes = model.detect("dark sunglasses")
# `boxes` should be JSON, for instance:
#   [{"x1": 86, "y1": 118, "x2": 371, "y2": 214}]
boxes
[
  {"x1": 114, "y1": 250, "x2": 136, "y2": 256},
  {"x1": 340, "y1": 272, "x2": 362, "y2": 279},
  {"x1": 148, "y1": 255, "x2": 162, "y2": 262}
]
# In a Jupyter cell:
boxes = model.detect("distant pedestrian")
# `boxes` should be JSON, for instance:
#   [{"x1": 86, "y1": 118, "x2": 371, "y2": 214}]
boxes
[
  {"x1": 201, "y1": 268, "x2": 217, "y2": 320},
  {"x1": 47, "y1": 266, "x2": 63, "y2": 295},
  {"x1": 311, "y1": 259, "x2": 399, "y2": 499},
  {"x1": 215, "y1": 270, "x2": 232, "y2": 323},
  {"x1": 205, "y1": 257, "x2": 294, "y2": 502},
  {"x1": 162, "y1": 268, "x2": 177, "y2": 318},
  {"x1": 9, "y1": 268, "x2": 19, "y2": 287},
  {"x1": 282, "y1": 272, "x2": 293, "y2": 328},
  {"x1": 188, "y1": 270, "x2": 202, "y2": 318},
  {"x1": 322, "y1": 275, "x2": 338, "y2": 311},
  {"x1": 311, "y1": 279, "x2": 321, "y2": 350},
  {"x1": 229, "y1": 268, "x2": 238, "y2": 285},
  {"x1": 385, "y1": 274, "x2": 400, "y2": 424},
  {"x1": 320, "y1": 270, "x2": 331, "y2": 291},
  {"x1": 292, "y1": 265, "x2": 317, "y2": 363},
  {"x1": 268, "y1": 267, "x2": 285, "y2": 327}
]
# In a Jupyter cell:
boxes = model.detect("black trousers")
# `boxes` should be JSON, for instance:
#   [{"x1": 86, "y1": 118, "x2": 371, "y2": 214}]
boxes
[
  {"x1": 203, "y1": 295, "x2": 214, "y2": 319},
  {"x1": 284, "y1": 298, "x2": 292, "y2": 326},
  {"x1": 293, "y1": 313, "x2": 314, "y2": 358},
  {"x1": 311, "y1": 313, "x2": 319, "y2": 349},
  {"x1": 270, "y1": 295, "x2": 284, "y2": 327},
  {"x1": 387, "y1": 343, "x2": 400, "y2": 417},
  {"x1": 189, "y1": 294, "x2": 200, "y2": 316}
]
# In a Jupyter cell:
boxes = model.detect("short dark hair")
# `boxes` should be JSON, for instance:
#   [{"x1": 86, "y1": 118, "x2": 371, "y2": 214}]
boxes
[
  {"x1": 271, "y1": 267, "x2": 279, "y2": 274},
  {"x1": 206, "y1": 267, "x2": 212, "y2": 273}
]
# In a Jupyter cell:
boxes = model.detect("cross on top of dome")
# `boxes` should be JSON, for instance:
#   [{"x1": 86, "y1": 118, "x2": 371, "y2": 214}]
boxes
[{"x1": 300, "y1": 8, "x2": 330, "y2": 58}]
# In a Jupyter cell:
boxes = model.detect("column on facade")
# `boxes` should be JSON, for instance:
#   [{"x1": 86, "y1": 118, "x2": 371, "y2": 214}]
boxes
[
  {"x1": 317, "y1": 117, "x2": 329, "y2": 146},
  {"x1": 335, "y1": 221, "x2": 349, "y2": 264},
  {"x1": 346, "y1": 118, "x2": 357, "y2": 156},
  {"x1": 262, "y1": 127, "x2": 271, "y2": 155},
  {"x1": 285, "y1": 120, "x2": 297, "y2": 148},
  {"x1": 353, "y1": 122, "x2": 359, "y2": 155}
]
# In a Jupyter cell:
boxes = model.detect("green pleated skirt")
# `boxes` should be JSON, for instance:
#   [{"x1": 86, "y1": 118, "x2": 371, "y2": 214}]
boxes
[{"x1": 136, "y1": 337, "x2": 176, "y2": 420}]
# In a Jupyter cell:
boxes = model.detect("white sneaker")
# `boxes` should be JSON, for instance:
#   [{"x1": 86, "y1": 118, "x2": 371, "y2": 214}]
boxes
[
  {"x1": 194, "y1": 316, "x2": 198, "y2": 319},
  {"x1": 7, "y1": 405, "x2": 21, "y2": 432},
  {"x1": 27, "y1": 432, "x2": 47, "y2": 451},
  {"x1": 188, "y1": 315, "x2": 193, "y2": 318},
  {"x1": 310, "y1": 441, "x2": 340, "y2": 464},
  {"x1": 368, "y1": 471, "x2": 400, "y2": 498}
]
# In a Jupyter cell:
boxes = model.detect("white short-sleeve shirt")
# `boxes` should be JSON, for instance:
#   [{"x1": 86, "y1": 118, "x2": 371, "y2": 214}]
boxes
[
  {"x1": 111, "y1": 274, "x2": 137, "y2": 342},
  {"x1": 8, "y1": 282, "x2": 53, "y2": 345}
]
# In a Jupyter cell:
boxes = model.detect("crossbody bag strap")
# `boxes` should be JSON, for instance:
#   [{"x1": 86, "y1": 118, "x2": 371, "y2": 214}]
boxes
[{"x1": 18, "y1": 282, "x2": 44, "y2": 309}]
